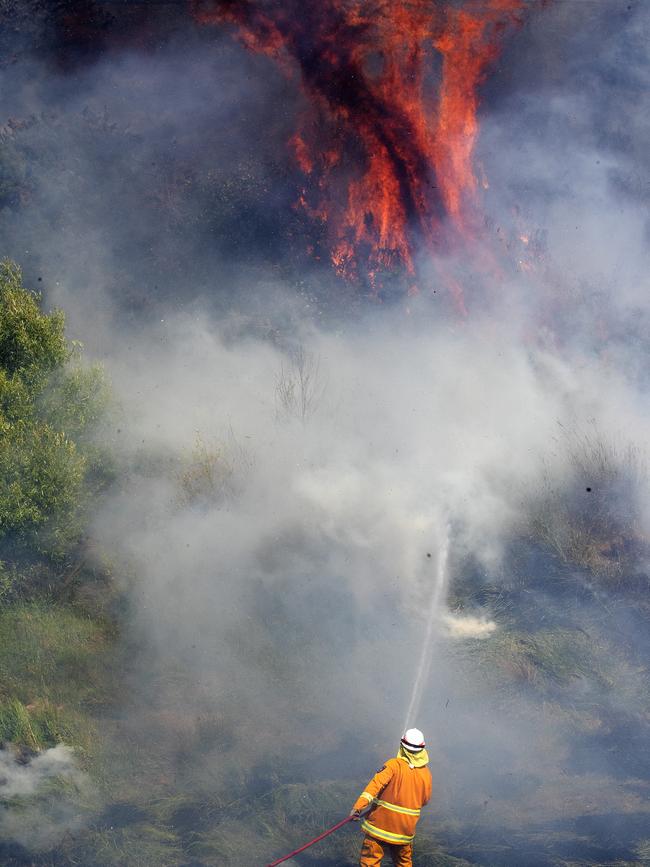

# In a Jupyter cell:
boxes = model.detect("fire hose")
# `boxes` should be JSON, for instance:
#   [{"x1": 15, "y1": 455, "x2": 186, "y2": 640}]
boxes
[{"x1": 265, "y1": 814, "x2": 358, "y2": 866}]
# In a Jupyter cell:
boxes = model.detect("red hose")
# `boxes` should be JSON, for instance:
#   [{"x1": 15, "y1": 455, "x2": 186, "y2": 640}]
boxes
[{"x1": 266, "y1": 815, "x2": 354, "y2": 866}]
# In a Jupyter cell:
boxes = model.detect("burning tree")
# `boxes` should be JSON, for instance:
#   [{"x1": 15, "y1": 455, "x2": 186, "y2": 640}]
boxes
[{"x1": 191, "y1": 0, "x2": 526, "y2": 306}]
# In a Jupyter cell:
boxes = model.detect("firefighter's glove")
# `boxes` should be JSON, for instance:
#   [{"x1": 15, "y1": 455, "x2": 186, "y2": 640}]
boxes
[{"x1": 349, "y1": 809, "x2": 362, "y2": 821}]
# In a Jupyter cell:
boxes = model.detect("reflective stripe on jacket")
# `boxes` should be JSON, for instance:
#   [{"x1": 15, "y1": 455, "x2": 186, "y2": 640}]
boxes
[{"x1": 353, "y1": 755, "x2": 432, "y2": 845}]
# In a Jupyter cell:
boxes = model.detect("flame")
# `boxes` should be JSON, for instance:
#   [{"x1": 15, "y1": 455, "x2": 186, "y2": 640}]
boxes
[
  {"x1": 191, "y1": 0, "x2": 525, "y2": 304},
  {"x1": 433, "y1": 1, "x2": 524, "y2": 235}
]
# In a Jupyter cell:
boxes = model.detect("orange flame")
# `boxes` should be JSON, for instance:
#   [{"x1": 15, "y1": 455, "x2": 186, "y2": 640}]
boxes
[
  {"x1": 191, "y1": 0, "x2": 525, "y2": 304},
  {"x1": 433, "y1": 1, "x2": 524, "y2": 234}
]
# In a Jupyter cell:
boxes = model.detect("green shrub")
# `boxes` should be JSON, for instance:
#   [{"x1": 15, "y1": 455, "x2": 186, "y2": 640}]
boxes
[
  {"x1": 0, "y1": 259, "x2": 112, "y2": 566},
  {"x1": 0, "y1": 260, "x2": 67, "y2": 380}
]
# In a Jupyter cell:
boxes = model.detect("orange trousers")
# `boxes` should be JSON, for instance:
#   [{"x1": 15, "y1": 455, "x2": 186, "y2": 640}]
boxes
[{"x1": 359, "y1": 834, "x2": 413, "y2": 866}]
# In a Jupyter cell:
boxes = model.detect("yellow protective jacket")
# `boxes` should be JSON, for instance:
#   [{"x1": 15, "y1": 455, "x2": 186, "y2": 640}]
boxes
[{"x1": 352, "y1": 747, "x2": 432, "y2": 845}]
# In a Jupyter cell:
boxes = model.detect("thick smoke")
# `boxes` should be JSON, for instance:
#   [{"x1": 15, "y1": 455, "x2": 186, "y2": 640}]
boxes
[
  {"x1": 1, "y1": 0, "x2": 650, "y2": 862},
  {"x1": 84, "y1": 302, "x2": 650, "y2": 861}
]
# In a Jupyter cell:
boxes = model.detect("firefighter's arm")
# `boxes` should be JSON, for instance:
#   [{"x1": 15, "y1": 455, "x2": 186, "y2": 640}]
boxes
[
  {"x1": 350, "y1": 762, "x2": 395, "y2": 816},
  {"x1": 422, "y1": 770, "x2": 433, "y2": 806}
]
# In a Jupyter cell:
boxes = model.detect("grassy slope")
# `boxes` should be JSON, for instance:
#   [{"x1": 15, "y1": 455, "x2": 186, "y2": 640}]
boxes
[
  {"x1": 0, "y1": 602, "x2": 115, "y2": 756},
  {"x1": 0, "y1": 465, "x2": 648, "y2": 864},
  {"x1": 0, "y1": 597, "x2": 470, "y2": 865},
  {"x1": 1, "y1": 592, "x2": 648, "y2": 866}
]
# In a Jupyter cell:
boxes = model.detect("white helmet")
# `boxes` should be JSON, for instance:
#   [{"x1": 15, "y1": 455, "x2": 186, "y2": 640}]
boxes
[{"x1": 401, "y1": 728, "x2": 425, "y2": 753}]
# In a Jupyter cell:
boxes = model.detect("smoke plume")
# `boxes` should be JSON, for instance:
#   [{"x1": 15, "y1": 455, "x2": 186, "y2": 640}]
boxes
[{"x1": 0, "y1": 746, "x2": 92, "y2": 851}]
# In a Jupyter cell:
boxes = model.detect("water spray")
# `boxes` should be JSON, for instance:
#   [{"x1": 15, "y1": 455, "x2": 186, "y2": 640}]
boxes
[
  {"x1": 265, "y1": 525, "x2": 451, "y2": 865},
  {"x1": 403, "y1": 523, "x2": 451, "y2": 730}
]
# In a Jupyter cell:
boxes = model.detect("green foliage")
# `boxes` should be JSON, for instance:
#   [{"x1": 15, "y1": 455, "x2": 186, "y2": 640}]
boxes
[
  {"x1": 0, "y1": 422, "x2": 86, "y2": 558},
  {"x1": 39, "y1": 363, "x2": 111, "y2": 443},
  {"x1": 0, "y1": 259, "x2": 67, "y2": 380},
  {"x1": 0, "y1": 260, "x2": 112, "y2": 565}
]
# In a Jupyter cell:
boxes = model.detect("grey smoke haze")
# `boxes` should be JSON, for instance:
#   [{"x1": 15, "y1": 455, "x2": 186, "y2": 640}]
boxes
[{"x1": 1, "y1": 0, "x2": 650, "y2": 861}]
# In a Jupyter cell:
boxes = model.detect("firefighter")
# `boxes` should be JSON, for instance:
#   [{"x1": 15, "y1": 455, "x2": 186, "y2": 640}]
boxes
[{"x1": 350, "y1": 728, "x2": 432, "y2": 866}]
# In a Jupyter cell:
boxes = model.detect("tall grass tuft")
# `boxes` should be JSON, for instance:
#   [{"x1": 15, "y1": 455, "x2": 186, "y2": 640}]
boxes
[{"x1": 526, "y1": 427, "x2": 647, "y2": 581}]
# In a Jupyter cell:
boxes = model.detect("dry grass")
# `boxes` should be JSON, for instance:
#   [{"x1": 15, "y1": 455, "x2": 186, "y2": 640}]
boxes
[
  {"x1": 177, "y1": 432, "x2": 252, "y2": 507},
  {"x1": 526, "y1": 427, "x2": 647, "y2": 582}
]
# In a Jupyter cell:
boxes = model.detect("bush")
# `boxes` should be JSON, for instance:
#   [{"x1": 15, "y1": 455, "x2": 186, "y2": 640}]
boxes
[
  {"x1": 177, "y1": 433, "x2": 252, "y2": 507},
  {"x1": 0, "y1": 259, "x2": 112, "y2": 566}
]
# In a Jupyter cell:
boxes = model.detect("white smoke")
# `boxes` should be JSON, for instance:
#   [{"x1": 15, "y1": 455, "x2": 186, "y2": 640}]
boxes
[
  {"x1": 0, "y1": 746, "x2": 93, "y2": 851},
  {"x1": 89, "y1": 305, "x2": 650, "y2": 755},
  {"x1": 442, "y1": 613, "x2": 497, "y2": 639},
  {"x1": 0, "y1": 745, "x2": 79, "y2": 798}
]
